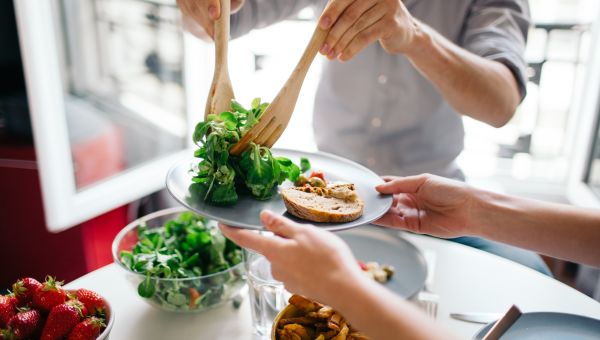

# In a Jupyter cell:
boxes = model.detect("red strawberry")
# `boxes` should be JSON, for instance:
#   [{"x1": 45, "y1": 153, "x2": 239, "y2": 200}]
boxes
[
  {"x1": 12, "y1": 278, "x2": 42, "y2": 306},
  {"x1": 5, "y1": 309, "x2": 43, "y2": 339},
  {"x1": 70, "y1": 299, "x2": 88, "y2": 318},
  {"x1": 41, "y1": 300, "x2": 87, "y2": 340},
  {"x1": 0, "y1": 295, "x2": 18, "y2": 328},
  {"x1": 67, "y1": 317, "x2": 106, "y2": 340},
  {"x1": 33, "y1": 276, "x2": 67, "y2": 312},
  {"x1": 75, "y1": 289, "x2": 105, "y2": 315}
]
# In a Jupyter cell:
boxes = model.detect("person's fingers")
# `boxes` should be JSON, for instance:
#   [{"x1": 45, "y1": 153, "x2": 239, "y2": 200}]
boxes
[
  {"x1": 181, "y1": 14, "x2": 211, "y2": 39},
  {"x1": 218, "y1": 223, "x2": 281, "y2": 254},
  {"x1": 177, "y1": 0, "x2": 217, "y2": 37},
  {"x1": 176, "y1": 0, "x2": 187, "y2": 14},
  {"x1": 268, "y1": 262, "x2": 289, "y2": 283},
  {"x1": 178, "y1": 0, "x2": 197, "y2": 21},
  {"x1": 372, "y1": 208, "x2": 410, "y2": 230},
  {"x1": 392, "y1": 194, "x2": 400, "y2": 207},
  {"x1": 231, "y1": 0, "x2": 245, "y2": 13},
  {"x1": 395, "y1": 194, "x2": 417, "y2": 209},
  {"x1": 376, "y1": 203, "x2": 423, "y2": 230},
  {"x1": 328, "y1": 3, "x2": 385, "y2": 58},
  {"x1": 338, "y1": 20, "x2": 384, "y2": 61},
  {"x1": 207, "y1": 0, "x2": 220, "y2": 20},
  {"x1": 321, "y1": 0, "x2": 376, "y2": 56},
  {"x1": 260, "y1": 210, "x2": 299, "y2": 238},
  {"x1": 375, "y1": 174, "x2": 430, "y2": 195},
  {"x1": 319, "y1": 0, "x2": 354, "y2": 30},
  {"x1": 381, "y1": 176, "x2": 399, "y2": 183}
]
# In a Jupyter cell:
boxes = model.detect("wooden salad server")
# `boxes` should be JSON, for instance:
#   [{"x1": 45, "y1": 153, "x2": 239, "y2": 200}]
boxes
[
  {"x1": 205, "y1": 0, "x2": 234, "y2": 120},
  {"x1": 229, "y1": 25, "x2": 329, "y2": 155}
]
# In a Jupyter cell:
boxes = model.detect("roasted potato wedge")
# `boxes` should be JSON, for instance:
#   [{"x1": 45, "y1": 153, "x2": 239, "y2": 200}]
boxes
[
  {"x1": 274, "y1": 295, "x2": 370, "y2": 340},
  {"x1": 279, "y1": 317, "x2": 320, "y2": 326},
  {"x1": 289, "y1": 295, "x2": 323, "y2": 313}
]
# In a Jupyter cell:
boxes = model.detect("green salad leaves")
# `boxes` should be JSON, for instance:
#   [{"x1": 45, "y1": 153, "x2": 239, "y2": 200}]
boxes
[
  {"x1": 190, "y1": 99, "x2": 307, "y2": 205},
  {"x1": 119, "y1": 212, "x2": 244, "y2": 310}
]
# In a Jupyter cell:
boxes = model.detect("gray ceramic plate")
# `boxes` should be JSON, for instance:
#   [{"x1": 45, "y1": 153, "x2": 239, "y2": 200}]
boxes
[
  {"x1": 166, "y1": 149, "x2": 393, "y2": 231},
  {"x1": 338, "y1": 226, "x2": 427, "y2": 298},
  {"x1": 473, "y1": 312, "x2": 600, "y2": 339}
]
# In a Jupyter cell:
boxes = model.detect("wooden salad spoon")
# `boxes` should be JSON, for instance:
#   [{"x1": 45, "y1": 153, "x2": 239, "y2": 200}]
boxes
[
  {"x1": 205, "y1": 0, "x2": 234, "y2": 119},
  {"x1": 229, "y1": 25, "x2": 329, "y2": 156}
]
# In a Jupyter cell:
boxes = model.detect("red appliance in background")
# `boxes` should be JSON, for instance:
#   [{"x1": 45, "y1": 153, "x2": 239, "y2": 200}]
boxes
[
  {"x1": 0, "y1": 127, "x2": 128, "y2": 290},
  {"x1": 71, "y1": 118, "x2": 127, "y2": 271}
]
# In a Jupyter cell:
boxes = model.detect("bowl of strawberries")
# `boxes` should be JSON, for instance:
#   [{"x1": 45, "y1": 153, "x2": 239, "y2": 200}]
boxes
[{"x1": 1, "y1": 276, "x2": 114, "y2": 340}]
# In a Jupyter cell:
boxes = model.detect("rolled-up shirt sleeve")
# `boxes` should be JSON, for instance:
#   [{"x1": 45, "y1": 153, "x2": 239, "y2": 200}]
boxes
[
  {"x1": 460, "y1": 0, "x2": 531, "y2": 101},
  {"x1": 230, "y1": 0, "x2": 318, "y2": 39}
]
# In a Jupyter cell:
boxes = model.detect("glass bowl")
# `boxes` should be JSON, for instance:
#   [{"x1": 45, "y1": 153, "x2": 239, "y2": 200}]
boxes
[{"x1": 111, "y1": 207, "x2": 246, "y2": 313}]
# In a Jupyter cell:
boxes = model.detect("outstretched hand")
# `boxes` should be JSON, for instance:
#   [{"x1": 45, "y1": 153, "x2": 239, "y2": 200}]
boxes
[
  {"x1": 219, "y1": 210, "x2": 364, "y2": 304},
  {"x1": 374, "y1": 174, "x2": 478, "y2": 238}
]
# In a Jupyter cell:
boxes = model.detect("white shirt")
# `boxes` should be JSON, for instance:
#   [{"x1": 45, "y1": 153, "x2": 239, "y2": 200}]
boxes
[{"x1": 231, "y1": 0, "x2": 530, "y2": 179}]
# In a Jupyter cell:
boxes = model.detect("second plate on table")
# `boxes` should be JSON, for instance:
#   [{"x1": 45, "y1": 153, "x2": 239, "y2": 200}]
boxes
[
  {"x1": 338, "y1": 226, "x2": 427, "y2": 298},
  {"x1": 473, "y1": 312, "x2": 600, "y2": 340},
  {"x1": 166, "y1": 149, "x2": 393, "y2": 231}
]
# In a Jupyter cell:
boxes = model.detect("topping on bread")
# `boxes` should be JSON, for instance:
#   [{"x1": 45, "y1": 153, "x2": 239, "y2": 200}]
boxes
[{"x1": 281, "y1": 184, "x2": 364, "y2": 223}]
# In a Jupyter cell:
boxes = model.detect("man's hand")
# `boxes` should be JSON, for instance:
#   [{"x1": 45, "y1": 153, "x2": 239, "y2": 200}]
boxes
[
  {"x1": 219, "y1": 210, "x2": 364, "y2": 304},
  {"x1": 318, "y1": 0, "x2": 422, "y2": 61},
  {"x1": 177, "y1": 0, "x2": 245, "y2": 39},
  {"x1": 374, "y1": 174, "x2": 479, "y2": 238}
]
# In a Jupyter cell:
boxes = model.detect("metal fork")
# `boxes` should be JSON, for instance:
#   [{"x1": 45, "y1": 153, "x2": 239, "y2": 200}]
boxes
[{"x1": 413, "y1": 250, "x2": 439, "y2": 319}]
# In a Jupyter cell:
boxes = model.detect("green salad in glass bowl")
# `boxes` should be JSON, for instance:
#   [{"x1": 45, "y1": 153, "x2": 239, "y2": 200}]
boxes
[{"x1": 112, "y1": 207, "x2": 245, "y2": 312}]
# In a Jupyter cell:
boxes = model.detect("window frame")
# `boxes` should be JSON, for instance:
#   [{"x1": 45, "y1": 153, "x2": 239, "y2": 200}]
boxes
[
  {"x1": 567, "y1": 14, "x2": 600, "y2": 208},
  {"x1": 14, "y1": 0, "x2": 209, "y2": 232}
]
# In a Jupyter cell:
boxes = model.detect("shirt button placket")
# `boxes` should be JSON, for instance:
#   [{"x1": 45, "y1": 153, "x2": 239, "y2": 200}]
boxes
[
  {"x1": 365, "y1": 48, "x2": 388, "y2": 168},
  {"x1": 371, "y1": 73, "x2": 386, "y2": 129}
]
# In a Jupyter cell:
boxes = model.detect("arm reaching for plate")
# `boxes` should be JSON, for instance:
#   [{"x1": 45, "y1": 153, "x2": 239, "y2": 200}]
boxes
[
  {"x1": 219, "y1": 211, "x2": 454, "y2": 340},
  {"x1": 374, "y1": 174, "x2": 600, "y2": 267}
]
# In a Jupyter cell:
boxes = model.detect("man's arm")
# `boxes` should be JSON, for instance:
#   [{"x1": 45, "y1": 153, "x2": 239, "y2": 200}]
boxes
[
  {"x1": 318, "y1": 0, "x2": 530, "y2": 128},
  {"x1": 405, "y1": 0, "x2": 530, "y2": 127},
  {"x1": 405, "y1": 22, "x2": 522, "y2": 128}
]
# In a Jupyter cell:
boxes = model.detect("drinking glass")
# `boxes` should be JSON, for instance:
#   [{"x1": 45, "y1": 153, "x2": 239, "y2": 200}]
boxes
[{"x1": 244, "y1": 249, "x2": 290, "y2": 338}]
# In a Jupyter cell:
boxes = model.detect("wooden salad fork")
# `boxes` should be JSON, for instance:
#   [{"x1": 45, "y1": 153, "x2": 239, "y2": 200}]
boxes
[
  {"x1": 229, "y1": 25, "x2": 329, "y2": 156},
  {"x1": 205, "y1": 0, "x2": 234, "y2": 120}
]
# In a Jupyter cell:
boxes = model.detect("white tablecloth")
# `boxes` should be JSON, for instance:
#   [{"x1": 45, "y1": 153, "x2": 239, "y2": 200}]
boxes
[{"x1": 65, "y1": 232, "x2": 600, "y2": 339}]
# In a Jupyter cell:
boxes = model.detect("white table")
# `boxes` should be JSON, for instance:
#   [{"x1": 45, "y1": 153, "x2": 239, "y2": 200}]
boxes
[{"x1": 65, "y1": 233, "x2": 600, "y2": 339}]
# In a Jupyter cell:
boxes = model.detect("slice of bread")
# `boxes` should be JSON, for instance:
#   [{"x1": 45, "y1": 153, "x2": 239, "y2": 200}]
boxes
[{"x1": 280, "y1": 184, "x2": 364, "y2": 223}]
